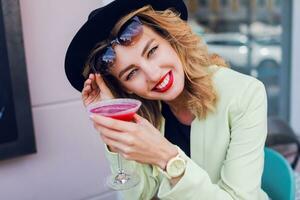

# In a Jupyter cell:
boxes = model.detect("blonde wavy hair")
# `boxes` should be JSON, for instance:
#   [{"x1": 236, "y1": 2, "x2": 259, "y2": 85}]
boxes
[{"x1": 83, "y1": 5, "x2": 228, "y2": 130}]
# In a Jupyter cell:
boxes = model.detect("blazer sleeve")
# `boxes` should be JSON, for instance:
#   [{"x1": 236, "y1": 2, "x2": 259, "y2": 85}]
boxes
[
  {"x1": 155, "y1": 79, "x2": 269, "y2": 200},
  {"x1": 104, "y1": 145, "x2": 160, "y2": 200}
]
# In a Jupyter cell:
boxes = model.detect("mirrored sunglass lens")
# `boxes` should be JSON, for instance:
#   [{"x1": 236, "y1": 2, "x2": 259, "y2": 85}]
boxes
[
  {"x1": 94, "y1": 47, "x2": 115, "y2": 74},
  {"x1": 102, "y1": 47, "x2": 115, "y2": 63},
  {"x1": 119, "y1": 20, "x2": 143, "y2": 45}
]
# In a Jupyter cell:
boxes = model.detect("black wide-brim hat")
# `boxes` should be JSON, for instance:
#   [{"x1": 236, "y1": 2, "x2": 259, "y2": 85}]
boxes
[{"x1": 64, "y1": 0, "x2": 188, "y2": 92}]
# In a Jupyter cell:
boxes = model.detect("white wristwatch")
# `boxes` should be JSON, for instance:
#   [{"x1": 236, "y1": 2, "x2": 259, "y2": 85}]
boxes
[{"x1": 159, "y1": 146, "x2": 187, "y2": 179}]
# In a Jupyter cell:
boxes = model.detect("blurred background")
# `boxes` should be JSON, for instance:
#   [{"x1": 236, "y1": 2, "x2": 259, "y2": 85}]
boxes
[
  {"x1": 186, "y1": 0, "x2": 288, "y2": 118},
  {"x1": 0, "y1": 0, "x2": 299, "y2": 199}
]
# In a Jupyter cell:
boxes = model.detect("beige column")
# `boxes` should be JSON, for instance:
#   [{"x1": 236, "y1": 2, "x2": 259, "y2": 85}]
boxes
[
  {"x1": 187, "y1": 0, "x2": 199, "y2": 14},
  {"x1": 250, "y1": 0, "x2": 257, "y2": 10},
  {"x1": 267, "y1": 0, "x2": 274, "y2": 11},
  {"x1": 231, "y1": 0, "x2": 239, "y2": 12},
  {"x1": 210, "y1": 0, "x2": 221, "y2": 13}
]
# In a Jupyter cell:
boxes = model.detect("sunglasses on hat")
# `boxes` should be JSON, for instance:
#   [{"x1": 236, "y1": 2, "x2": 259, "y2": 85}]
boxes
[{"x1": 91, "y1": 16, "x2": 143, "y2": 74}]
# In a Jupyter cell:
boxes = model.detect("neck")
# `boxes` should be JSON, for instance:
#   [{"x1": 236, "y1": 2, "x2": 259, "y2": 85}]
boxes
[
  {"x1": 163, "y1": 90, "x2": 186, "y2": 112},
  {"x1": 163, "y1": 91, "x2": 195, "y2": 125}
]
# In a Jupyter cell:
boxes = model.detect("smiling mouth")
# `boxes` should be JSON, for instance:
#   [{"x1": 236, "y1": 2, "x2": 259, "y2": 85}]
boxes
[{"x1": 152, "y1": 70, "x2": 173, "y2": 92}]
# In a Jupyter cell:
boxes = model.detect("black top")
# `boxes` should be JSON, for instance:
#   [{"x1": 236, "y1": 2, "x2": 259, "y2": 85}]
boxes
[{"x1": 161, "y1": 102, "x2": 191, "y2": 157}]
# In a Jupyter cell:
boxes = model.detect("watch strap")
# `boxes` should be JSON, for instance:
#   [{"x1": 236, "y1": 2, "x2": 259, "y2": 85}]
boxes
[{"x1": 156, "y1": 145, "x2": 187, "y2": 179}]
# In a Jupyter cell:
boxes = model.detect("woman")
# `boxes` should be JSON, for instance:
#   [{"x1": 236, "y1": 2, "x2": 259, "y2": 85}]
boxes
[{"x1": 65, "y1": 0, "x2": 268, "y2": 199}]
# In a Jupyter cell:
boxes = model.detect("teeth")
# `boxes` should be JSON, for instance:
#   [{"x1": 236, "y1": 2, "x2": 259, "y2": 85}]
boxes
[{"x1": 155, "y1": 74, "x2": 170, "y2": 89}]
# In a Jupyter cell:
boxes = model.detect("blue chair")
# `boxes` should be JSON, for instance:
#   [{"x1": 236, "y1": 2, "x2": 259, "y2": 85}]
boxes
[
  {"x1": 262, "y1": 148, "x2": 296, "y2": 200},
  {"x1": 266, "y1": 117, "x2": 300, "y2": 169}
]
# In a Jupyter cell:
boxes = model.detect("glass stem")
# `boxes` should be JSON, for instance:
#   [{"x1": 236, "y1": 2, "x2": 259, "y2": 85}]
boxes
[{"x1": 117, "y1": 153, "x2": 124, "y2": 174}]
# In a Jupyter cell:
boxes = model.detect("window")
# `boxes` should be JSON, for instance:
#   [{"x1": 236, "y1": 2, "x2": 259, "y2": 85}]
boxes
[
  {"x1": 0, "y1": 0, "x2": 36, "y2": 160},
  {"x1": 185, "y1": 0, "x2": 291, "y2": 119}
]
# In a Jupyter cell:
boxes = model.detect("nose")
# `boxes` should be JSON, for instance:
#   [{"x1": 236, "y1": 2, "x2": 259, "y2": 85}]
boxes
[{"x1": 142, "y1": 63, "x2": 162, "y2": 83}]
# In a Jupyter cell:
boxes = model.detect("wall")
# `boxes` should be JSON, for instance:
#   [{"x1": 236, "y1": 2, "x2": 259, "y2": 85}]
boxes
[
  {"x1": 290, "y1": 0, "x2": 300, "y2": 134},
  {"x1": 0, "y1": 0, "x2": 120, "y2": 199}
]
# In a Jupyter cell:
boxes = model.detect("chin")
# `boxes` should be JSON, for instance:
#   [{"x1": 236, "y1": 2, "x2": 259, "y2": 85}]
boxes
[{"x1": 163, "y1": 83, "x2": 185, "y2": 101}]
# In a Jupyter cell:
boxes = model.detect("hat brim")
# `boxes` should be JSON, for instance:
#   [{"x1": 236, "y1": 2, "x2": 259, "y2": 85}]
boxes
[{"x1": 64, "y1": 0, "x2": 188, "y2": 92}]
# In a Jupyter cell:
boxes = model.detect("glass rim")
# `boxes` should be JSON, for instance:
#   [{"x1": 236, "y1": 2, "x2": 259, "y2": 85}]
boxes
[{"x1": 86, "y1": 98, "x2": 142, "y2": 116}]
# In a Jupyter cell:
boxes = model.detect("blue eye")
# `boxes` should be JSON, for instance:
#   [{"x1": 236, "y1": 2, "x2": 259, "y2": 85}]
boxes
[
  {"x1": 147, "y1": 45, "x2": 158, "y2": 58},
  {"x1": 126, "y1": 69, "x2": 138, "y2": 80}
]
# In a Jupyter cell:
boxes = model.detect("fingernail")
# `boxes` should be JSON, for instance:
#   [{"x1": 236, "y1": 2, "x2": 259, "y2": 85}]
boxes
[{"x1": 89, "y1": 114, "x2": 95, "y2": 120}]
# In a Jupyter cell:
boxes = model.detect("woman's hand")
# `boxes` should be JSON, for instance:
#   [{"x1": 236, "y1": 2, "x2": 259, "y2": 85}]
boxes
[
  {"x1": 81, "y1": 73, "x2": 114, "y2": 107},
  {"x1": 90, "y1": 113, "x2": 178, "y2": 169}
]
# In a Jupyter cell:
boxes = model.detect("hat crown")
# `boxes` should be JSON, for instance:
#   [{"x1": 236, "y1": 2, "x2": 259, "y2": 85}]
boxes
[
  {"x1": 88, "y1": 8, "x2": 102, "y2": 20},
  {"x1": 65, "y1": 0, "x2": 188, "y2": 92}
]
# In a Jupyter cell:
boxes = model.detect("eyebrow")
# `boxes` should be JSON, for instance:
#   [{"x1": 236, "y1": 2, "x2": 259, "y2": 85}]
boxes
[
  {"x1": 118, "y1": 65, "x2": 135, "y2": 79},
  {"x1": 141, "y1": 38, "x2": 155, "y2": 57},
  {"x1": 118, "y1": 38, "x2": 155, "y2": 79}
]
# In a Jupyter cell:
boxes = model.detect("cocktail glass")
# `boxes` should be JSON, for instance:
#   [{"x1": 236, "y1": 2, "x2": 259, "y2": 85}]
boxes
[{"x1": 87, "y1": 98, "x2": 141, "y2": 190}]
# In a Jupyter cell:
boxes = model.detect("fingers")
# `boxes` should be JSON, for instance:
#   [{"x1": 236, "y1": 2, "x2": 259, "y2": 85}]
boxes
[
  {"x1": 90, "y1": 74, "x2": 98, "y2": 91},
  {"x1": 84, "y1": 74, "x2": 98, "y2": 87},
  {"x1": 83, "y1": 74, "x2": 96, "y2": 90},
  {"x1": 95, "y1": 73, "x2": 105, "y2": 88},
  {"x1": 95, "y1": 123, "x2": 134, "y2": 146},
  {"x1": 100, "y1": 134, "x2": 127, "y2": 154},
  {"x1": 133, "y1": 113, "x2": 152, "y2": 129},
  {"x1": 90, "y1": 114, "x2": 137, "y2": 133},
  {"x1": 82, "y1": 74, "x2": 98, "y2": 94},
  {"x1": 82, "y1": 82, "x2": 91, "y2": 98},
  {"x1": 95, "y1": 74, "x2": 111, "y2": 95},
  {"x1": 100, "y1": 136, "x2": 137, "y2": 160},
  {"x1": 132, "y1": 113, "x2": 144, "y2": 124}
]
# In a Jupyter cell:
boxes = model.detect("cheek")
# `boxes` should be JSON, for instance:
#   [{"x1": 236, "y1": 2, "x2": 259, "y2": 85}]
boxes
[
  {"x1": 158, "y1": 46, "x2": 182, "y2": 67},
  {"x1": 122, "y1": 79, "x2": 147, "y2": 94}
]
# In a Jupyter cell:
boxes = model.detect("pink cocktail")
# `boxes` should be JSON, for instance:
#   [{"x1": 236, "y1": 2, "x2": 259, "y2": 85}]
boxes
[
  {"x1": 87, "y1": 98, "x2": 141, "y2": 121},
  {"x1": 87, "y1": 98, "x2": 142, "y2": 190}
]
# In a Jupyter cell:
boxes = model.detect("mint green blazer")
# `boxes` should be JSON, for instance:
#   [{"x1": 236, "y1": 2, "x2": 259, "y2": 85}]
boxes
[{"x1": 104, "y1": 65, "x2": 269, "y2": 200}]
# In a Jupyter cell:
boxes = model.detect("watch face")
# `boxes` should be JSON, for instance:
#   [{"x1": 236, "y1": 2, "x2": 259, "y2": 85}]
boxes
[{"x1": 167, "y1": 159, "x2": 186, "y2": 177}]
